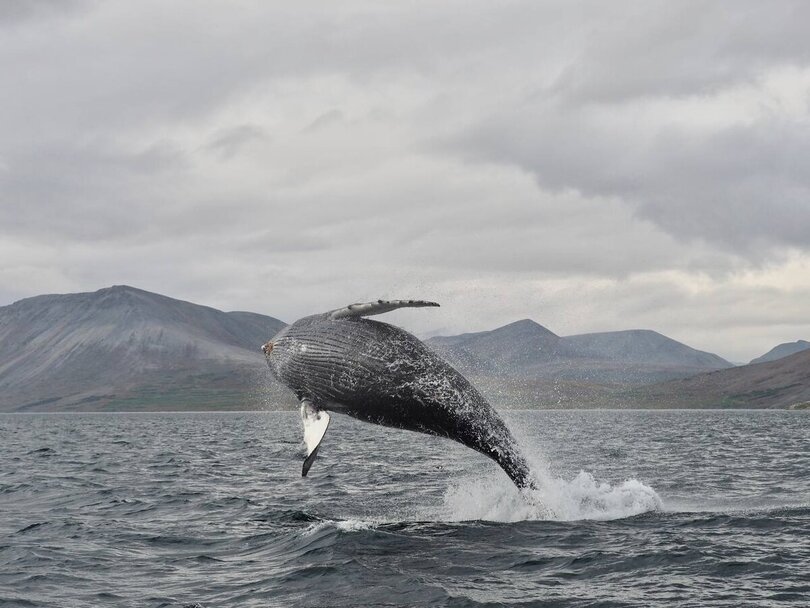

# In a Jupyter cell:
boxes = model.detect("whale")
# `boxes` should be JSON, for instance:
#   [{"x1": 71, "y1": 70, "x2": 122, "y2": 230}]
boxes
[{"x1": 262, "y1": 299, "x2": 534, "y2": 489}]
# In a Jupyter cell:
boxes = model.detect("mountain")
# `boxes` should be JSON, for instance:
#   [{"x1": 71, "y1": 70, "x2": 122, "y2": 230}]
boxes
[
  {"x1": 428, "y1": 319, "x2": 561, "y2": 375},
  {"x1": 750, "y1": 340, "x2": 810, "y2": 365},
  {"x1": 0, "y1": 286, "x2": 287, "y2": 412},
  {"x1": 561, "y1": 329, "x2": 731, "y2": 369},
  {"x1": 426, "y1": 322, "x2": 733, "y2": 388},
  {"x1": 634, "y1": 349, "x2": 810, "y2": 409}
]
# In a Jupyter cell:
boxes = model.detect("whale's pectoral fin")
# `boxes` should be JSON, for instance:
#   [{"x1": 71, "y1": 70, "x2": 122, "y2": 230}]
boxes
[
  {"x1": 300, "y1": 400, "x2": 330, "y2": 477},
  {"x1": 329, "y1": 299, "x2": 440, "y2": 320}
]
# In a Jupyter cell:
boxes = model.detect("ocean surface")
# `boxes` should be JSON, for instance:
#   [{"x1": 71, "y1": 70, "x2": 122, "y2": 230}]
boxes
[{"x1": 1, "y1": 410, "x2": 808, "y2": 608}]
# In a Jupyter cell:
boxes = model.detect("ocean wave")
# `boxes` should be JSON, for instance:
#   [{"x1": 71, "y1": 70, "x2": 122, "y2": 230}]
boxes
[{"x1": 302, "y1": 518, "x2": 379, "y2": 536}]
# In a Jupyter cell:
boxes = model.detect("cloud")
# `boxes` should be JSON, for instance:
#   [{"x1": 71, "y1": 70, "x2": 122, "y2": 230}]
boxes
[
  {"x1": 450, "y1": 93, "x2": 810, "y2": 254},
  {"x1": 550, "y1": 1, "x2": 810, "y2": 102},
  {"x1": 0, "y1": 0, "x2": 89, "y2": 26},
  {"x1": 206, "y1": 125, "x2": 270, "y2": 160},
  {"x1": 1, "y1": 1, "x2": 809, "y2": 361},
  {"x1": 436, "y1": 2, "x2": 810, "y2": 255}
]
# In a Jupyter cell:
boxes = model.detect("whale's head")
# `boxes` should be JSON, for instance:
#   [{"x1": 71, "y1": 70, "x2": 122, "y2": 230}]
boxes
[
  {"x1": 261, "y1": 315, "x2": 324, "y2": 381},
  {"x1": 261, "y1": 324, "x2": 291, "y2": 378}
]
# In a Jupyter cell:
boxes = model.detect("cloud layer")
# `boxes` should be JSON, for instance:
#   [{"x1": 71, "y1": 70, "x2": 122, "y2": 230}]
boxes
[{"x1": 2, "y1": 1, "x2": 809, "y2": 361}]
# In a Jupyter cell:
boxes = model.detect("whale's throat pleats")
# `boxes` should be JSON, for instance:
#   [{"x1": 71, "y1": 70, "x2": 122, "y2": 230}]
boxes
[{"x1": 300, "y1": 400, "x2": 330, "y2": 476}]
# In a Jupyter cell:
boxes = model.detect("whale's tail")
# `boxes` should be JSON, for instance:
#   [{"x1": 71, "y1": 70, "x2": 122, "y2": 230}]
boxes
[{"x1": 492, "y1": 446, "x2": 537, "y2": 490}]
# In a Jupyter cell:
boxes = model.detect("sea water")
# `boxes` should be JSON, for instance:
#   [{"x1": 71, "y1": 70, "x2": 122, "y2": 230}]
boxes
[{"x1": 1, "y1": 410, "x2": 808, "y2": 607}]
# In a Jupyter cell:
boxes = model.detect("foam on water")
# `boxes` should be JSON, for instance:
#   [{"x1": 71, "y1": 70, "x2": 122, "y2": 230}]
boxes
[
  {"x1": 425, "y1": 432, "x2": 664, "y2": 522},
  {"x1": 438, "y1": 468, "x2": 662, "y2": 522},
  {"x1": 306, "y1": 469, "x2": 663, "y2": 529},
  {"x1": 300, "y1": 446, "x2": 663, "y2": 527},
  {"x1": 302, "y1": 518, "x2": 378, "y2": 536}
]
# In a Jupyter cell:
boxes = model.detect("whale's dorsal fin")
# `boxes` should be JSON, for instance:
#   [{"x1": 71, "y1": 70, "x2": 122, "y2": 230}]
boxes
[
  {"x1": 329, "y1": 299, "x2": 440, "y2": 320},
  {"x1": 301, "y1": 400, "x2": 330, "y2": 477}
]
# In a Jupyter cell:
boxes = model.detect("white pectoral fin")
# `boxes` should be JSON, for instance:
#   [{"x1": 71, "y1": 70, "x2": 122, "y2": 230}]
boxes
[
  {"x1": 329, "y1": 299, "x2": 439, "y2": 320},
  {"x1": 300, "y1": 400, "x2": 330, "y2": 477}
]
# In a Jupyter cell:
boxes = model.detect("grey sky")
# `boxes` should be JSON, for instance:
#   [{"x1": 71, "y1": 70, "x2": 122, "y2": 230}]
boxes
[{"x1": 1, "y1": 1, "x2": 809, "y2": 361}]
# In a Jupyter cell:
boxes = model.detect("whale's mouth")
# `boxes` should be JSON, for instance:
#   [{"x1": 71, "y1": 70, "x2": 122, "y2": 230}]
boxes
[{"x1": 261, "y1": 341, "x2": 274, "y2": 355}]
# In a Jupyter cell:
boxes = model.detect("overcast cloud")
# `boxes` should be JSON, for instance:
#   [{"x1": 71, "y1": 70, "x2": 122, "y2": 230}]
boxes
[{"x1": 1, "y1": 0, "x2": 809, "y2": 361}]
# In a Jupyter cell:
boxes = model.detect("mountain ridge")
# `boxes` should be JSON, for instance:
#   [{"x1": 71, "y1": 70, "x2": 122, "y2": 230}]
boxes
[
  {"x1": 750, "y1": 340, "x2": 810, "y2": 365},
  {"x1": 634, "y1": 348, "x2": 810, "y2": 409},
  {"x1": 0, "y1": 285, "x2": 287, "y2": 412},
  {"x1": 426, "y1": 320, "x2": 733, "y2": 386},
  {"x1": 1, "y1": 286, "x2": 803, "y2": 411}
]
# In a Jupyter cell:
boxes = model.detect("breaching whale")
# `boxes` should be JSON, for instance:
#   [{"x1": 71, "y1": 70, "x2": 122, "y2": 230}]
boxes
[{"x1": 262, "y1": 300, "x2": 534, "y2": 489}]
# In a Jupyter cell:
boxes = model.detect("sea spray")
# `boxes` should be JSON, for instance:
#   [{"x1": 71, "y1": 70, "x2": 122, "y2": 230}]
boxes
[
  {"x1": 439, "y1": 469, "x2": 662, "y2": 522},
  {"x1": 306, "y1": 468, "x2": 663, "y2": 528},
  {"x1": 435, "y1": 434, "x2": 662, "y2": 522}
]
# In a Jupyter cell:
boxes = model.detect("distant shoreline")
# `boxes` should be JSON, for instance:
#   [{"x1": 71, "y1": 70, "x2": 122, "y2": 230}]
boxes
[{"x1": 3, "y1": 406, "x2": 807, "y2": 414}]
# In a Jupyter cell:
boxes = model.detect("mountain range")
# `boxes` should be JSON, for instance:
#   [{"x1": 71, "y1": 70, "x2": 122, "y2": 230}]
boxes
[
  {"x1": 0, "y1": 286, "x2": 807, "y2": 411},
  {"x1": 634, "y1": 349, "x2": 810, "y2": 409},
  {"x1": 426, "y1": 319, "x2": 732, "y2": 387},
  {"x1": 0, "y1": 286, "x2": 286, "y2": 411}
]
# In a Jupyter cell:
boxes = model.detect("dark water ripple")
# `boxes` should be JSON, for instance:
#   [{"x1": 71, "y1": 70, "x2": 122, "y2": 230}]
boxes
[{"x1": 1, "y1": 410, "x2": 808, "y2": 607}]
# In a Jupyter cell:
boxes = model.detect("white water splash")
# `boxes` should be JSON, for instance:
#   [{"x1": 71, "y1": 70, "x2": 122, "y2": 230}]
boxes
[
  {"x1": 439, "y1": 469, "x2": 663, "y2": 522},
  {"x1": 302, "y1": 518, "x2": 378, "y2": 536},
  {"x1": 299, "y1": 470, "x2": 662, "y2": 533}
]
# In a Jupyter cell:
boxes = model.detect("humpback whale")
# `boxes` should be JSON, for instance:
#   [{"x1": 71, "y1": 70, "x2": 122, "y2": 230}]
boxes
[{"x1": 262, "y1": 300, "x2": 534, "y2": 489}]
